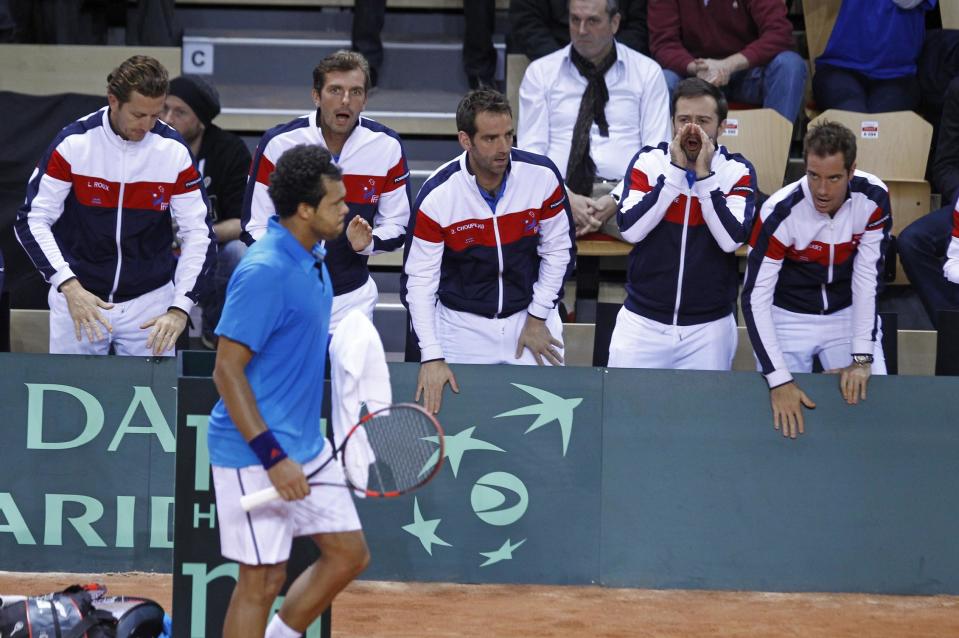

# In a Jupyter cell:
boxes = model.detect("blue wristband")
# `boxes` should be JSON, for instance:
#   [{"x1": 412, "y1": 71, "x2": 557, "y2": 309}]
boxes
[{"x1": 249, "y1": 430, "x2": 287, "y2": 469}]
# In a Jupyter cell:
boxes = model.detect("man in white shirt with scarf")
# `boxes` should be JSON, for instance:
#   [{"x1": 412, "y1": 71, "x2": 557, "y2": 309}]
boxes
[{"x1": 518, "y1": 0, "x2": 670, "y2": 237}]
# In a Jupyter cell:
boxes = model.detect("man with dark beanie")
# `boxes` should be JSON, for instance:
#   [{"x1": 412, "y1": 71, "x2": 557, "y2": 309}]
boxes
[{"x1": 163, "y1": 74, "x2": 252, "y2": 347}]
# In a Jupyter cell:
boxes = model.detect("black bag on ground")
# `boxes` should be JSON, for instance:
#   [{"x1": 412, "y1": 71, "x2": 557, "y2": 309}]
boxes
[
  {"x1": 94, "y1": 597, "x2": 165, "y2": 638},
  {"x1": 0, "y1": 586, "x2": 117, "y2": 638},
  {"x1": 0, "y1": 585, "x2": 165, "y2": 638}
]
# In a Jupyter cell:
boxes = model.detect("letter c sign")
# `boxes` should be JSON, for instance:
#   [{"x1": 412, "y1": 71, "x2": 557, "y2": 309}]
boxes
[{"x1": 183, "y1": 42, "x2": 214, "y2": 74}]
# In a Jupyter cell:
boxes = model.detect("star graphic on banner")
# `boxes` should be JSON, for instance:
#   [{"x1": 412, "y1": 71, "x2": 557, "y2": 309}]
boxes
[
  {"x1": 402, "y1": 497, "x2": 452, "y2": 556},
  {"x1": 494, "y1": 384, "x2": 582, "y2": 456},
  {"x1": 479, "y1": 538, "x2": 527, "y2": 567},
  {"x1": 421, "y1": 425, "x2": 504, "y2": 478}
]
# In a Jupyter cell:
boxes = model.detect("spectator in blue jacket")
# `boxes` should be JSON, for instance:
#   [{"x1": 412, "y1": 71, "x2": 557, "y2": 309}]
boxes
[{"x1": 814, "y1": 0, "x2": 938, "y2": 113}]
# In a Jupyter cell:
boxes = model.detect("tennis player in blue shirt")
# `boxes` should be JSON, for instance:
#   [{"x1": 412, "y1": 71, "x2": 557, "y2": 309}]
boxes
[{"x1": 208, "y1": 144, "x2": 369, "y2": 638}]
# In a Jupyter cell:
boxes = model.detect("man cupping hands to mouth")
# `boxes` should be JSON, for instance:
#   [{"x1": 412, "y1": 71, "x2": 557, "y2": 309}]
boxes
[{"x1": 671, "y1": 120, "x2": 715, "y2": 178}]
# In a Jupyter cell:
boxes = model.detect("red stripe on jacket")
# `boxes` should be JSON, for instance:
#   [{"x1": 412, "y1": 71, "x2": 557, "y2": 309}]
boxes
[{"x1": 46, "y1": 150, "x2": 72, "y2": 182}]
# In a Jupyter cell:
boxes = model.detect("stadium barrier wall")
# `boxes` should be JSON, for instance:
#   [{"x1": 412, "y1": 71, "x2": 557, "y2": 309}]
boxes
[
  {"x1": 0, "y1": 353, "x2": 176, "y2": 573},
  {"x1": 2, "y1": 352, "x2": 958, "y2": 635}
]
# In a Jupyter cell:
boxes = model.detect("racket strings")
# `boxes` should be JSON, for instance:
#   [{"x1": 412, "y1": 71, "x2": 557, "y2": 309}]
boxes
[{"x1": 361, "y1": 407, "x2": 441, "y2": 494}]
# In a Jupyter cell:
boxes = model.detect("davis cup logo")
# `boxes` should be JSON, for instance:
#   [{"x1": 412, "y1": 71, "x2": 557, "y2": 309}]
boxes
[
  {"x1": 471, "y1": 472, "x2": 528, "y2": 526},
  {"x1": 401, "y1": 384, "x2": 582, "y2": 567}
]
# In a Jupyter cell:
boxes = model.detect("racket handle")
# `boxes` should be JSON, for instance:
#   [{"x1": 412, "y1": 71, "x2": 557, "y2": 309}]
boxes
[{"x1": 240, "y1": 487, "x2": 280, "y2": 512}]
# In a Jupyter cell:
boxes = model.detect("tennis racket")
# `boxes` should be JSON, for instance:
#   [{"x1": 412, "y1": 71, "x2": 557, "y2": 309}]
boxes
[{"x1": 240, "y1": 402, "x2": 445, "y2": 511}]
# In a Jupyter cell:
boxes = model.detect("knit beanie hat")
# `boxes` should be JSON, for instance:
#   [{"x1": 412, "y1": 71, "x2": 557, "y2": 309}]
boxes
[{"x1": 168, "y1": 75, "x2": 221, "y2": 127}]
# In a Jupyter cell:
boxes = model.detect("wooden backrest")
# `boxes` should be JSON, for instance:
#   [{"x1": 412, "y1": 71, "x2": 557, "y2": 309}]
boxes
[
  {"x1": 720, "y1": 108, "x2": 793, "y2": 195},
  {"x1": 941, "y1": 1, "x2": 959, "y2": 29},
  {"x1": 801, "y1": 0, "x2": 841, "y2": 64},
  {"x1": 809, "y1": 109, "x2": 933, "y2": 181},
  {"x1": 0, "y1": 45, "x2": 182, "y2": 96}
]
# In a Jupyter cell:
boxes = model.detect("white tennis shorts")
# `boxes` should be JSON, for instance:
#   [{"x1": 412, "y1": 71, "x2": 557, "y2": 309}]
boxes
[
  {"x1": 766, "y1": 305, "x2": 888, "y2": 374},
  {"x1": 607, "y1": 308, "x2": 737, "y2": 371},
  {"x1": 212, "y1": 445, "x2": 362, "y2": 566},
  {"x1": 48, "y1": 281, "x2": 174, "y2": 356},
  {"x1": 437, "y1": 303, "x2": 565, "y2": 365},
  {"x1": 329, "y1": 276, "x2": 377, "y2": 334}
]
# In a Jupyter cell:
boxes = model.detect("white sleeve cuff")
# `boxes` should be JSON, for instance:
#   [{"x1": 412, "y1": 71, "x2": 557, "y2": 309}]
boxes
[
  {"x1": 527, "y1": 301, "x2": 552, "y2": 320},
  {"x1": 356, "y1": 239, "x2": 374, "y2": 256},
  {"x1": 664, "y1": 162, "x2": 689, "y2": 190},
  {"x1": 765, "y1": 369, "x2": 794, "y2": 388},
  {"x1": 50, "y1": 266, "x2": 77, "y2": 291},
  {"x1": 851, "y1": 339, "x2": 875, "y2": 356},
  {"x1": 944, "y1": 259, "x2": 959, "y2": 284},
  {"x1": 694, "y1": 174, "x2": 720, "y2": 196},
  {"x1": 171, "y1": 294, "x2": 195, "y2": 316},
  {"x1": 419, "y1": 344, "x2": 445, "y2": 362}
]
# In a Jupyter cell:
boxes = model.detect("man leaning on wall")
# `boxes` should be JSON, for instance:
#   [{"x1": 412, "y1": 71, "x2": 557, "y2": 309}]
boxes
[{"x1": 15, "y1": 55, "x2": 215, "y2": 356}]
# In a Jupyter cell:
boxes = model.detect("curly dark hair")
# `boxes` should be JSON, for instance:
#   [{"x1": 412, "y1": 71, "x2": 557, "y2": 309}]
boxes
[
  {"x1": 804, "y1": 121, "x2": 857, "y2": 171},
  {"x1": 268, "y1": 145, "x2": 343, "y2": 218},
  {"x1": 456, "y1": 89, "x2": 512, "y2": 139},
  {"x1": 107, "y1": 55, "x2": 169, "y2": 103},
  {"x1": 313, "y1": 50, "x2": 371, "y2": 94}
]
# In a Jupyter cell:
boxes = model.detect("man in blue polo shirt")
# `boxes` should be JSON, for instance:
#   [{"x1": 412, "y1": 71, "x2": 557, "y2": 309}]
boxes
[{"x1": 208, "y1": 144, "x2": 369, "y2": 638}]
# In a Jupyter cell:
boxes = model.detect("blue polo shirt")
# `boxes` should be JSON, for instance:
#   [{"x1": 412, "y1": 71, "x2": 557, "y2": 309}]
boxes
[{"x1": 208, "y1": 216, "x2": 333, "y2": 468}]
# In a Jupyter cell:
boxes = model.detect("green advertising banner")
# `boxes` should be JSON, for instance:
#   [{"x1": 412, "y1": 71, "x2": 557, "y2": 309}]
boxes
[
  {"x1": 600, "y1": 369, "x2": 959, "y2": 594},
  {"x1": 173, "y1": 370, "x2": 330, "y2": 638},
  {"x1": 3, "y1": 351, "x2": 957, "y2": 603},
  {"x1": 0, "y1": 353, "x2": 177, "y2": 572},
  {"x1": 356, "y1": 363, "x2": 605, "y2": 584}
]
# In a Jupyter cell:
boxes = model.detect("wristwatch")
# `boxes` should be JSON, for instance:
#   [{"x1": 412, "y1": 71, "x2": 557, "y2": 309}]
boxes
[{"x1": 852, "y1": 353, "x2": 874, "y2": 366}]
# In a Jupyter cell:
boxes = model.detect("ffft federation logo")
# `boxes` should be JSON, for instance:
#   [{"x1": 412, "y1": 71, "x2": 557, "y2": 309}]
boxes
[
  {"x1": 361, "y1": 178, "x2": 379, "y2": 204},
  {"x1": 523, "y1": 210, "x2": 539, "y2": 234},
  {"x1": 152, "y1": 185, "x2": 169, "y2": 211}
]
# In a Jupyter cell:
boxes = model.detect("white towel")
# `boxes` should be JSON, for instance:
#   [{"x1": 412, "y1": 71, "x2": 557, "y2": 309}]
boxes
[{"x1": 329, "y1": 310, "x2": 392, "y2": 496}]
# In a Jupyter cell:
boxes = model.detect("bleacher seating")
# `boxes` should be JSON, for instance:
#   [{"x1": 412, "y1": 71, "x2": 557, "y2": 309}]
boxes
[
  {"x1": 1, "y1": 1, "x2": 950, "y2": 372},
  {"x1": 721, "y1": 108, "x2": 792, "y2": 196},
  {"x1": 941, "y1": 2, "x2": 959, "y2": 30},
  {"x1": 0, "y1": 45, "x2": 182, "y2": 95},
  {"x1": 800, "y1": 0, "x2": 840, "y2": 69}
]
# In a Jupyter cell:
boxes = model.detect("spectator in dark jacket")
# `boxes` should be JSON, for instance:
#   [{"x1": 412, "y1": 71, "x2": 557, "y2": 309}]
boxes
[
  {"x1": 510, "y1": 0, "x2": 649, "y2": 59},
  {"x1": 649, "y1": 0, "x2": 806, "y2": 123},
  {"x1": 163, "y1": 74, "x2": 252, "y2": 346},
  {"x1": 898, "y1": 74, "x2": 959, "y2": 327}
]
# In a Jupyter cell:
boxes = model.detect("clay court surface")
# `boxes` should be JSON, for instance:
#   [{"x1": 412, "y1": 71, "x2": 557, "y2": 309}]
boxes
[{"x1": 1, "y1": 571, "x2": 957, "y2": 637}]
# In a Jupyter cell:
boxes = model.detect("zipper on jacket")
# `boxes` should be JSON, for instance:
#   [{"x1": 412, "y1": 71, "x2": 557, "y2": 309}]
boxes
[
  {"x1": 109, "y1": 145, "x2": 127, "y2": 303},
  {"x1": 672, "y1": 191, "x2": 693, "y2": 326},
  {"x1": 491, "y1": 207, "x2": 505, "y2": 318},
  {"x1": 821, "y1": 218, "x2": 835, "y2": 313}
]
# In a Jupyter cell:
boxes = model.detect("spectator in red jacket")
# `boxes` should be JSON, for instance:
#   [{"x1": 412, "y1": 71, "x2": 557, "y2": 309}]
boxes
[{"x1": 649, "y1": 0, "x2": 806, "y2": 123}]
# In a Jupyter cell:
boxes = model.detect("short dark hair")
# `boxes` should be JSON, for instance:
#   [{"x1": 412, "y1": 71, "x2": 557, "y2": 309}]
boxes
[
  {"x1": 670, "y1": 77, "x2": 728, "y2": 123},
  {"x1": 804, "y1": 121, "x2": 857, "y2": 171},
  {"x1": 568, "y1": 0, "x2": 619, "y2": 18},
  {"x1": 313, "y1": 50, "x2": 371, "y2": 94},
  {"x1": 107, "y1": 55, "x2": 169, "y2": 104},
  {"x1": 456, "y1": 89, "x2": 512, "y2": 138},
  {"x1": 268, "y1": 145, "x2": 343, "y2": 218}
]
